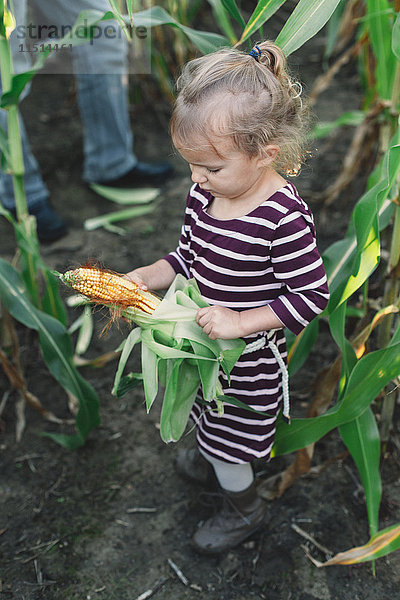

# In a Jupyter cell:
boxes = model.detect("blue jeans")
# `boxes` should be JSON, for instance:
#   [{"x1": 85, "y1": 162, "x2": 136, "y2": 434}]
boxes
[{"x1": 0, "y1": 0, "x2": 137, "y2": 210}]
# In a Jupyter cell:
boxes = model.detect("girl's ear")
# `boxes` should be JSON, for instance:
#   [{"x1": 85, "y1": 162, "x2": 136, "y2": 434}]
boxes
[{"x1": 258, "y1": 145, "x2": 280, "y2": 167}]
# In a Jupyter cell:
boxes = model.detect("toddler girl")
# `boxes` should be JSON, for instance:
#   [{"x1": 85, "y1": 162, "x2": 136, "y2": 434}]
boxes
[{"x1": 126, "y1": 41, "x2": 329, "y2": 554}]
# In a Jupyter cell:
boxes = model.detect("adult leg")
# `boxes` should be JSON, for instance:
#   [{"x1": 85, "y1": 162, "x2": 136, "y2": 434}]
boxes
[
  {"x1": 0, "y1": 0, "x2": 66, "y2": 241},
  {"x1": 31, "y1": 0, "x2": 172, "y2": 185},
  {"x1": 0, "y1": 111, "x2": 50, "y2": 212},
  {"x1": 1, "y1": 0, "x2": 47, "y2": 210}
]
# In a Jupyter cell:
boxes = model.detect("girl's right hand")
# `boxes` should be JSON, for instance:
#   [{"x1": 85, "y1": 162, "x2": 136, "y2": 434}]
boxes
[{"x1": 124, "y1": 269, "x2": 148, "y2": 290}]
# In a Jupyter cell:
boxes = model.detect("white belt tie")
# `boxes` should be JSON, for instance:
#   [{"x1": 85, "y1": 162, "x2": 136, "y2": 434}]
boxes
[{"x1": 242, "y1": 331, "x2": 290, "y2": 424}]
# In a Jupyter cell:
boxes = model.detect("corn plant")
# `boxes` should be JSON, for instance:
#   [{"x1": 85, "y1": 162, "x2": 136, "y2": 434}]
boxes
[
  {"x1": 0, "y1": 6, "x2": 123, "y2": 447},
  {"x1": 271, "y1": 2, "x2": 400, "y2": 566}
]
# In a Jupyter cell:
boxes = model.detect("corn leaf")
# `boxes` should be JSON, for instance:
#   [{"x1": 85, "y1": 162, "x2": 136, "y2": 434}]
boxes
[
  {"x1": 286, "y1": 319, "x2": 319, "y2": 376},
  {"x1": 366, "y1": 0, "x2": 396, "y2": 99},
  {"x1": 142, "y1": 341, "x2": 160, "y2": 411},
  {"x1": 273, "y1": 337, "x2": 400, "y2": 455},
  {"x1": 0, "y1": 124, "x2": 10, "y2": 168},
  {"x1": 132, "y1": 6, "x2": 228, "y2": 54},
  {"x1": 325, "y1": 141, "x2": 400, "y2": 312},
  {"x1": 339, "y1": 407, "x2": 382, "y2": 538},
  {"x1": 190, "y1": 338, "x2": 220, "y2": 401},
  {"x1": 0, "y1": 3, "x2": 15, "y2": 38},
  {"x1": 8, "y1": 217, "x2": 67, "y2": 324},
  {"x1": 75, "y1": 305, "x2": 94, "y2": 356},
  {"x1": 275, "y1": 0, "x2": 342, "y2": 56},
  {"x1": 393, "y1": 12, "x2": 400, "y2": 60},
  {"x1": 107, "y1": 0, "x2": 131, "y2": 40},
  {"x1": 216, "y1": 394, "x2": 275, "y2": 417},
  {"x1": 126, "y1": 0, "x2": 134, "y2": 27},
  {"x1": 89, "y1": 184, "x2": 160, "y2": 205},
  {"x1": 114, "y1": 372, "x2": 143, "y2": 398},
  {"x1": 311, "y1": 111, "x2": 365, "y2": 139},
  {"x1": 84, "y1": 202, "x2": 160, "y2": 232},
  {"x1": 41, "y1": 268, "x2": 67, "y2": 326},
  {"x1": 207, "y1": 0, "x2": 238, "y2": 45},
  {"x1": 238, "y1": 0, "x2": 286, "y2": 46},
  {"x1": 160, "y1": 359, "x2": 200, "y2": 442},
  {"x1": 315, "y1": 524, "x2": 400, "y2": 566},
  {"x1": 221, "y1": 0, "x2": 246, "y2": 29},
  {"x1": 0, "y1": 258, "x2": 100, "y2": 448},
  {"x1": 328, "y1": 301, "x2": 357, "y2": 377},
  {"x1": 113, "y1": 326, "x2": 142, "y2": 396}
]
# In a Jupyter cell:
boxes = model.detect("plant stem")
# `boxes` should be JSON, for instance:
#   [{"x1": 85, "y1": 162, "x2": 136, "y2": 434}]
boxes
[
  {"x1": 378, "y1": 159, "x2": 400, "y2": 441},
  {"x1": 0, "y1": 27, "x2": 39, "y2": 306},
  {"x1": 0, "y1": 38, "x2": 26, "y2": 218}
]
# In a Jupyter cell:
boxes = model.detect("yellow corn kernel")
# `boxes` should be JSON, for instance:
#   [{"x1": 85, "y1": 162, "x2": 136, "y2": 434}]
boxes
[{"x1": 61, "y1": 267, "x2": 160, "y2": 314}]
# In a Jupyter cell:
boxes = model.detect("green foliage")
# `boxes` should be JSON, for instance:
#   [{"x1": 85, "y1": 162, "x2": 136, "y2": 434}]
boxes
[
  {"x1": 339, "y1": 408, "x2": 382, "y2": 537},
  {"x1": 274, "y1": 335, "x2": 400, "y2": 452},
  {"x1": 0, "y1": 7, "x2": 110, "y2": 446},
  {"x1": 277, "y1": 0, "x2": 400, "y2": 564},
  {"x1": 315, "y1": 523, "x2": 400, "y2": 566},
  {"x1": 0, "y1": 259, "x2": 100, "y2": 448}
]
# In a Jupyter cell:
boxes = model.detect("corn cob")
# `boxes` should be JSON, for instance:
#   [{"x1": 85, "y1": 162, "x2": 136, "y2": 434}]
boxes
[{"x1": 61, "y1": 267, "x2": 160, "y2": 314}]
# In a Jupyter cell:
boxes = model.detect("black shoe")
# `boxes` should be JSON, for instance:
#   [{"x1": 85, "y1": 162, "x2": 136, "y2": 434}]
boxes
[
  {"x1": 33, "y1": 203, "x2": 67, "y2": 242},
  {"x1": 95, "y1": 161, "x2": 174, "y2": 188},
  {"x1": 10, "y1": 202, "x2": 67, "y2": 243}
]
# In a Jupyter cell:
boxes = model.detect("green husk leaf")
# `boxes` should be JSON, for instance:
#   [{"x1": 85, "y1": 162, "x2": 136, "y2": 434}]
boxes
[
  {"x1": 113, "y1": 372, "x2": 143, "y2": 398},
  {"x1": 160, "y1": 359, "x2": 200, "y2": 442},
  {"x1": 84, "y1": 202, "x2": 160, "y2": 231},
  {"x1": 111, "y1": 275, "x2": 245, "y2": 442},
  {"x1": 89, "y1": 184, "x2": 160, "y2": 205}
]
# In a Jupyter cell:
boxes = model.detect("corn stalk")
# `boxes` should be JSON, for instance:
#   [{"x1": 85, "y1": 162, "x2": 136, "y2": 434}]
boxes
[
  {"x1": 0, "y1": 6, "x2": 120, "y2": 446},
  {"x1": 0, "y1": 1, "x2": 39, "y2": 304}
]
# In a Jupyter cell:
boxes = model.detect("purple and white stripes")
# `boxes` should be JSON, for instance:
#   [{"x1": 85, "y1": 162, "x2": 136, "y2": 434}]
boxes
[{"x1": 164, "y1": 182, "x2": 329, "y2": 463}]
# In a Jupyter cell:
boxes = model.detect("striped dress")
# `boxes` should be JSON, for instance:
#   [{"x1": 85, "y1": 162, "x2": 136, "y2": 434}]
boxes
[{"x1": 164, "y1": 182, "x2": 329, "y2": 464}]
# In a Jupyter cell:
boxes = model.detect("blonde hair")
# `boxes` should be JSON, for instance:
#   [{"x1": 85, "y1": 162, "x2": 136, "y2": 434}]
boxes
[{"x1": 170, "y1": 41, "x2": 307, "y2": 176}]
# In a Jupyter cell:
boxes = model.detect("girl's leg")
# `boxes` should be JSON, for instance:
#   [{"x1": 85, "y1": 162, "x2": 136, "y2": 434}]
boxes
[
  {"x1": 191, "y1": 450, "x2": 268, "y2": 554},
  {"x1": 199, "y1": 450, "x2": 254, "y2": 492},
  {"x1": 176, "y1": 447, "x2": 254, "y2": 491}
]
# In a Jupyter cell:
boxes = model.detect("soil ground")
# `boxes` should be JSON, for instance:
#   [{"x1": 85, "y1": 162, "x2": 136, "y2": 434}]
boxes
[{"x1": 1, "y1": 17, "x2": 400, "y2": 600}]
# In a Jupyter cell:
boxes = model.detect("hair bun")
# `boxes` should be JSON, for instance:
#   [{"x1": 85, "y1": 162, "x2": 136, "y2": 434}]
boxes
[{"x1": 252, "y1": 42, "x2": 286, "y2": 78}]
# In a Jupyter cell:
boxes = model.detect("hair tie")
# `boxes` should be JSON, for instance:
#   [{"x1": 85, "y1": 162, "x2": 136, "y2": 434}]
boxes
[{"x1": 248, "y1": 45, "x2": 262, "y2": 61}]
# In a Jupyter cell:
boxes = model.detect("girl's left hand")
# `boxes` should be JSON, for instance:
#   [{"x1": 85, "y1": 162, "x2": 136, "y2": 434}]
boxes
[{"x1": 196, "y1": 306, "x2": 242, "y2": 340}]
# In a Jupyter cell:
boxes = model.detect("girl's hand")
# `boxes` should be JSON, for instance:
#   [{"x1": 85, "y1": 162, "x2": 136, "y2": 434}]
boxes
[
  {"x1": 196, "y1": 306, "x2": 242, "y2": 340},
  {"x1": 124, "y1": 270, "x2": 148, "y2": 290}
]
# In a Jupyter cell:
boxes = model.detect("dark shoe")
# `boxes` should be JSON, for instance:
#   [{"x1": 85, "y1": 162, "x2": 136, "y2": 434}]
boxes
[
  {"x1": 175, "y1": 448, "x2": 216, "y2": 487},
  {"x1": 192, "y1": 481, "x2": 268, "y2": 554},
  {"x1": 10, "y1": 202, "x2": 67, "y2": 243},
  {"x1": 95, "y1": 161, "x2": 173, "y2": 188}
]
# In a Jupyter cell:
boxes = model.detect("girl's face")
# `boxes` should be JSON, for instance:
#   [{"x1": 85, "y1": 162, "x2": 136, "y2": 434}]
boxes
[{"x1": 175, "y1": 136, "x2": 277, "y2": 203}]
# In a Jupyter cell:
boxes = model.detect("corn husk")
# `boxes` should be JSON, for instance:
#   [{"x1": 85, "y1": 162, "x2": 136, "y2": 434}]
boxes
[
  {"x1": 60, "y1": 269, "x2": 245, "y2": 442},
  {"x1": 115, "y1": 274, "x2": 245, "y2": 442}
]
